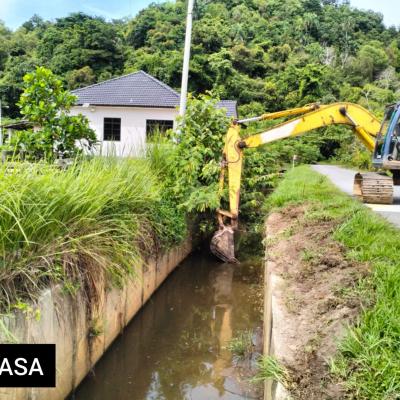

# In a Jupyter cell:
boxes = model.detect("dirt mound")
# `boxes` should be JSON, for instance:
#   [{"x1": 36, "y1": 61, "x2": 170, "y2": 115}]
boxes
[{"x1": 267, "y1": 206, "x2": 369, "y2": 399}]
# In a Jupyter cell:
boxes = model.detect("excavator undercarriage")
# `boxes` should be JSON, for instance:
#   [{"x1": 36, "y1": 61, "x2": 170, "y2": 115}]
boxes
[
  {"x1": 211, "y1": 102, "x2": 400, "y2": 263},
  {"x1": 354, "y1": 172, "x2": 393, "y2": 205}
]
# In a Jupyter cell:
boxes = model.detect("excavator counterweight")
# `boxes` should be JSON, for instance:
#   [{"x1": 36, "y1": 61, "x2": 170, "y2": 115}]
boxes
[{"x1": 211, "y1": 102, "x2": 400, "y2": 263}]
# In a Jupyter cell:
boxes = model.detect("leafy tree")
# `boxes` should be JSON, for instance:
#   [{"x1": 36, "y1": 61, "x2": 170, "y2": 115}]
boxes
[
  {"x1": 21, "y1": 15, "x2": 48, "y2": 33},
  {"x1": 1, "y1": 0, "x2": 400, "y2": 168},
  {"x1": 351, "y1": 42, "x2": 389, "y2": 83},
  {"x1": 126, "y1": 6, "x2": 161, "y2": 48},
  {"x1": 0, "y1": 21, "x2": 11, "y2": 70},
  {"x1": 13, "y1": 67, "x2": 96, "y2": 159},
  {"x1": 0, "y1": 56, "x2": 38, "y2": 118},
  {"x1": 303, "y1": 0, "x2": 322, "y2": 14},
  {"x1": 168, "y1": 94, "x2": 280, "y2": 224},
  {"x1": 169, "y1": 94, "x2": 230, "y2": 212},
  {"x1": 37, "y1": 13, "x2": 124, "y2": 80},
  {"x1": 65, "y1": 66, "x2": 96, "y2": 89}
]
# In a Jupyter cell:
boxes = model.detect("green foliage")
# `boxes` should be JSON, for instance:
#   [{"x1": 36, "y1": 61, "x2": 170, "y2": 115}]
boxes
[
  {"x1": 166, "y1": 92, "x2": 350, "y2": 225},
  {"x1": 239, "y1": 145, "x2": 280, "y2": 223},
  {"x1": 169, "y1": 93, "x2": 230, "y2": 213},
  {"x1": 1, "y1": 1, "x2": 399, "y2": 125},
  {"x1": 251, "y1": 355, "x2": 289, "y2": 385},
  {"x1": 226, "y1": 330, "x2": 253, "y2": 358},
  {"x1": 0, "y1": 155, "x2": 186, "y2": 310},
  {"x1": 145, "y1": 139, "x2": 188, "y2": 246},
  {"x1": 267, "y1": 166, "x2": 400, "y2": 399},
  {"x1": 265, "y1": 165, "x2": 361, "y2": 215},
  {"x1": 0, "y1": 1, "x2": 398, "y2": 168},
  {"x1": 37, "y1": 13, "x2": 124, "y2": 78},
  {"x1": 167, "y1": 94, "x2": 279, "y2": 225},
  {"x1": 12, "y1": 67, "x2": 96, "y2": 160},
  {"x1": 65, "y1": 66, "x2": 96, "y2": 90},
  {"x1": 349, "y1": 42, "x2": 389, "y2": 83}
]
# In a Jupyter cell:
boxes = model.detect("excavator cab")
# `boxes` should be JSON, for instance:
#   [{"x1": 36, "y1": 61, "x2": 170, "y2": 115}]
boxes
[{"x1": 373, "y1": 103, "x2": 400, "y2": 170}]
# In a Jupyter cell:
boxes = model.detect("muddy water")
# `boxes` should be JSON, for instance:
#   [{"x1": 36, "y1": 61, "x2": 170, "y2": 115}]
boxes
[{"x1": 70, "y1": 246, "x2": 263, "y2": 400}]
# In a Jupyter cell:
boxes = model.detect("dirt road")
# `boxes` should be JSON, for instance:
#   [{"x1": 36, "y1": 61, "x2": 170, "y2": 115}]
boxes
[{"x1": 312, "y1": 164, "x2": 400, "y2": 229}]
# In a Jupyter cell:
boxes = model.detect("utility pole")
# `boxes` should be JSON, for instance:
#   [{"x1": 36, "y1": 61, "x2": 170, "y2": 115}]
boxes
[{"x1": 179, "y1": 0, "x2": 194, "y2": 118}]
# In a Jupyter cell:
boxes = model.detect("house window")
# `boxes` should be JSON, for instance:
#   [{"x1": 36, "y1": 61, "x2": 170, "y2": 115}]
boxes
[
  {"x1": 104, "y1": 118, "x2": 121, "y2": 141},
  {"x1": 146, "y1": 119, "x2": 174, "y2": 139}
]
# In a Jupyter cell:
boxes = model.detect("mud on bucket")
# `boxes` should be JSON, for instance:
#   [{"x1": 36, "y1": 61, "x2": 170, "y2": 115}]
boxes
[{"x1": 210, "y1": 225, "x2": 239, "y2": 264}]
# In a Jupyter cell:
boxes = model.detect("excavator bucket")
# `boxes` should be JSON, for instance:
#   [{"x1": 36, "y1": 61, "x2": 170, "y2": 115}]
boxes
[{"x1": 210, "y1": 225, "x2": 238, "y2": 263}]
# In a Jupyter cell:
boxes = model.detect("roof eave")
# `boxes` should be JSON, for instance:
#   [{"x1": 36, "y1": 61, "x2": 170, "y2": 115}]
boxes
[{"x1": 74, "y1": 103, "x2": 179, "y2": 109}]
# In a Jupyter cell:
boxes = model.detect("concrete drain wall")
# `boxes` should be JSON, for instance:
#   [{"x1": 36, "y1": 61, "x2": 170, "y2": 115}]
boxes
[
  {"x1": 263, "y1": 222, "x2": 291, "y2": 400},
  {"x1": 0, "y1": 238, "x2": 192, "y2": 400}
]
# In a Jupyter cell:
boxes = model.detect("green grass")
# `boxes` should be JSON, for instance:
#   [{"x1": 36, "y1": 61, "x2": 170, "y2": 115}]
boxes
[
  {"x1": 265, "y1": 165, "x2": 400, "y2": 399},
  {"x1": 251, "y1": 355, "x2": 288, "y2": 385},
  {"x1": 226, "y1": 330, "x2": 253, "y2": 358},
  {"x1": 0, "y1": 155, "x2": 187, "y2": 310}
]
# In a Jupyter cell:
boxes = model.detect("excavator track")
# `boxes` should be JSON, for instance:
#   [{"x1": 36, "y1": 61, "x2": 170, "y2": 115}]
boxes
[{"x1": 353, "y1": 172, "x2": 393, "y2": 204}]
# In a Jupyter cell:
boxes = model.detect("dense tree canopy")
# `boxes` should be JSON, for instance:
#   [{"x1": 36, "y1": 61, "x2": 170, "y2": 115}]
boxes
[
  {"x1": 1, "y1": 1, "x2": 399, "y2": 116},
  {"x1": 0, "y1": 0, "x2": 399, "y2": 164}
]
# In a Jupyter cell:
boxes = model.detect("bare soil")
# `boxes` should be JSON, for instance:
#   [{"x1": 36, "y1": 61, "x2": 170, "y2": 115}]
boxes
[{"x1": 267, "y1": 205, "x2": 369, "y2": 400}]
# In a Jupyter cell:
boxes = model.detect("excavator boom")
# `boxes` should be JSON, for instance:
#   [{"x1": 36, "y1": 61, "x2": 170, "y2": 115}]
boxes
[{"x1": 211, "y1": 102, "x2": 393, "y2": 263}]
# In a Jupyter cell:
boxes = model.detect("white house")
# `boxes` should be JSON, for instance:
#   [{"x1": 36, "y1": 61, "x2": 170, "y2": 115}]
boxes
[{"x1": 70, "y1": 70, "x2": 238, "y2": 157}]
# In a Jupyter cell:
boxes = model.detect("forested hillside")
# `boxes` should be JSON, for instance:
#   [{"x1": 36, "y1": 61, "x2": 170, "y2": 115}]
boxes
[
  {"x1": 1, "y1": 0, "x2": 399, "y2": 162},
  {"x1": 1, "y1": 0, "x2": 399, "y2": 116}
]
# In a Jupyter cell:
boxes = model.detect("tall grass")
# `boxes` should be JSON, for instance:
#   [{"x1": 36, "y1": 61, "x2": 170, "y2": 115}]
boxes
[
  {"x1": 0, "y1": 155, "x2": 186, "y2": 309},
  {"x1": 266, "y1": 166, "x2": 400, "y2": 399}
]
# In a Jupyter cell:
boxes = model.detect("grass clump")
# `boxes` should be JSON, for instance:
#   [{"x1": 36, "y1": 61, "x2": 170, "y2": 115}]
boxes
[
  {"x1": 0, "y1": 155, "x2": 187, "y2": 310},
  {"x1": 251, "y1": 356, "x2": 288, "y2": 386},
  {"x1": 265, "y1": 165, "x2": 400, "y2": 399},
  {"x1": 227, "y1": 330, "x2": 253, "y2": 358}
]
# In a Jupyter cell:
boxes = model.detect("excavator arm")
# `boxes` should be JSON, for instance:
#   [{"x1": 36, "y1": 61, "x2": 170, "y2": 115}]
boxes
[{"x1": 211, "y1": 102, "x2": 382, "y2": 263}]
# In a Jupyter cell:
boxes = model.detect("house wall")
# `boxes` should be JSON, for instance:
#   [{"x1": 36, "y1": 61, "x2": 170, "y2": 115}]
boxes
[{"x1": 71, "y1": 106, "x2": 178, "y2": 157}]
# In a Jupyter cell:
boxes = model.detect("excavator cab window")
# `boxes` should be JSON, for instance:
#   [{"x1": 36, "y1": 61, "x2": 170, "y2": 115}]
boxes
[
  {"x1": 374, "y1": 105, "x2": 397, "y2": 160},
  {"x1": 392, "y1": 119, "x2": 400, "y2": 160}
]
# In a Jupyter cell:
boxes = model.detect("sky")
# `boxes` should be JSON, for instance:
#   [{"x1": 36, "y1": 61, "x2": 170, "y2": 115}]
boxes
[
  {"x1": 350, "y1": 0, "x2": 398, "y2": 27},
  {"x1": 0, "y1": 0, "x2": 158, "y2": 29},
  {"x1": 0, "y1": 0, "x2": 398, "y2": 30}
]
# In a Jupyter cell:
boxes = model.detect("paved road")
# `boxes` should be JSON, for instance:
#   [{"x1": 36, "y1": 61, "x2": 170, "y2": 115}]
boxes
[{"x1": 312, "y1": 164, "x2": 400, "y2": 229}]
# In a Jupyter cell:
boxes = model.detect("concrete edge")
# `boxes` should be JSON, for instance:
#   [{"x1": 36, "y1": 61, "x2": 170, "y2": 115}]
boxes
[
  {"x1": 263, "y1": 223, "x2": 292, "y2": 400},
  {"x1": 0, "y1": 237, "x2": 192, "y2": 400}
]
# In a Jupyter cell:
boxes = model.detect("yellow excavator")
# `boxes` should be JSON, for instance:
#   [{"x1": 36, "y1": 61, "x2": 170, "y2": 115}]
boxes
[{"x1": 211, "y1": 102, "x2": 400, "y2": 263}]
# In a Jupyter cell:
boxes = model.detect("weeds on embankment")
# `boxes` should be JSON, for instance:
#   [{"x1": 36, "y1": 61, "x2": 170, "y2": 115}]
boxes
[
  {"x1": 251, "y1": 356, "x2": 289, "y2": 387},
  {"x1": 265, "y1": 165, "x2": 400, "y2": 399},
  {"x1": 0, "y1": 155, "x2": 186, "y2": 311}
]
